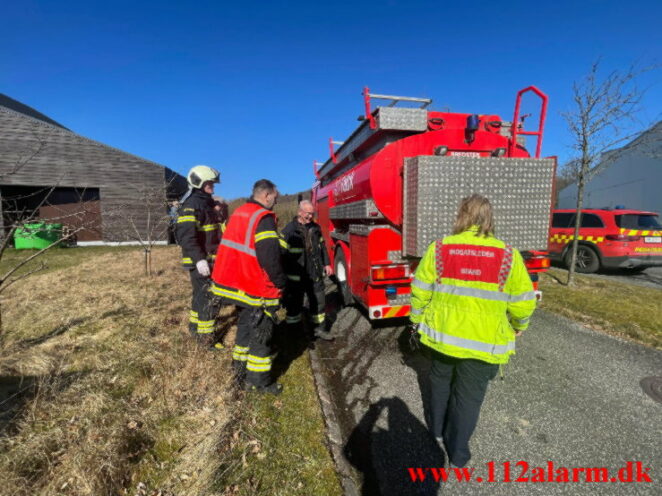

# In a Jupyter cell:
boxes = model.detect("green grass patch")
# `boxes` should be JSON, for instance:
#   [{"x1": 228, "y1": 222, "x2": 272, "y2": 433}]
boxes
[
  {"x1": 539, "y1": 268, "x2": 662, "y2": 349},
  {"x1": 215, "y1": 347, "x2": 342, "y2": 496}
]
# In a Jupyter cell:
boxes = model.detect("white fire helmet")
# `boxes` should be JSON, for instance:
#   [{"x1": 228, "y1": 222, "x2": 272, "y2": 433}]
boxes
[{"x1": 187, "y1": 165, "x2": 220, "y2": 189}]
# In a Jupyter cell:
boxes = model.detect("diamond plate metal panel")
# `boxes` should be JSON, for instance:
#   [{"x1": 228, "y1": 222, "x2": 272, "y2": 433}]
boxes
[
  {"x1": 403, "y1": 156, "x2": 555, "y2": 257},
  {"x1": 349, "y1": 224, "x2": 371, "y2": 236},
  {"x1": 387, "y1": 250, "x2": 405, "y2": 262},
  {"x1": 376, "y1": 107, "x2": 428, "y2": 131},
  {"x1": 348, "y1": 224, "x2": 400, "y2": 236},
  {"x1": 330, "y1": 230, "x2": 349, "y2": 242},
  {"x1": 330, "y1": 200, "x2": 383, "y2": 220}
]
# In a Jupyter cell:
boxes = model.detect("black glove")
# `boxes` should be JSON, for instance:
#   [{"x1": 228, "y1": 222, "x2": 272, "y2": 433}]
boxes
[
  {"x1": 253, "y1": 309, "x2": 274, "y2": 345},
  {"x1": 407, "y1": 323, "x2": 421, "y2": 351}
]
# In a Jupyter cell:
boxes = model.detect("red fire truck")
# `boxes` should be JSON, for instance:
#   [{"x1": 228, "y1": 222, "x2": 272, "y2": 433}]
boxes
[{"x1": 312, "y1": 87, "x2": 556, "y2": 319}]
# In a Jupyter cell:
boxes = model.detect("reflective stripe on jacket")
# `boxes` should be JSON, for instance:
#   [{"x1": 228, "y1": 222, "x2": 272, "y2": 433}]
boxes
[
  {"x1": 176, "y1": 189, "x2": 224, "y2": 269},
  {"x1": 410, "y1": 226, "x2": 536, "y2": 364},
  {"x1": 281, "y1": 218, "x2": 330, "y2": 281},
  {"x1": 211, "y1": 201, "x2": 283, "y2": 306}
]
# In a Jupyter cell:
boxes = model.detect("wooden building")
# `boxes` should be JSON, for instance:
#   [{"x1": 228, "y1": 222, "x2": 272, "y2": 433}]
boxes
[{"x1": 0, "y1": 94, "x2": 187, "y2": 243}]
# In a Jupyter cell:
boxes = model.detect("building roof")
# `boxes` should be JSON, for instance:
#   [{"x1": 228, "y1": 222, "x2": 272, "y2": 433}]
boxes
[
  {"x1": 0, "y1": 94, "x2": 188, "y2": 199},
  {"x1": 0, "y1": 93, "x2": 69, "y2": 130},
  {"x1": 0, "y1": 93, "x2": 178, "y2": 173},
  {"x1": 587, "y1": 120, "x2": 662, "y2": 179}
]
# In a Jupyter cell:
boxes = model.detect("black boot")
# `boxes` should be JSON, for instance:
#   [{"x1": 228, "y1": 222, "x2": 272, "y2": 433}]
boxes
[{"x1": 243, "y1": 382, "x2": 283, "y2": 395}]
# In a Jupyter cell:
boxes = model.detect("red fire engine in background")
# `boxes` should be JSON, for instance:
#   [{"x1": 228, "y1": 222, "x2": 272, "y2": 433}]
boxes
[{"x1": 312, "y1": 87, "x2": 556, "y2": 319}]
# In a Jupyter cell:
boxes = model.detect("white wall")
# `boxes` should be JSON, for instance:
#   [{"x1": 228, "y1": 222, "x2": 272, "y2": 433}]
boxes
[{"x1": 557, "y1": 125, "x2": 662, "y2": 213}]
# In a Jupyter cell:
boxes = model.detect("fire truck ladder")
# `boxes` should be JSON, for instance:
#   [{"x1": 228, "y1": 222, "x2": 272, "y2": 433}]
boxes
[
  {"x1": 508, "y1": 86, "x2": 548, "y2": 158},
  {"x1": 363, "y1": 87, "x2": 432, "y2": 129}
]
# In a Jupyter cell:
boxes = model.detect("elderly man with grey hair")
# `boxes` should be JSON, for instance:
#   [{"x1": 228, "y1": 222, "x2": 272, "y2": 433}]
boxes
[{"x1": 281, "y1": 200, "x2": 333, "y2": 340}]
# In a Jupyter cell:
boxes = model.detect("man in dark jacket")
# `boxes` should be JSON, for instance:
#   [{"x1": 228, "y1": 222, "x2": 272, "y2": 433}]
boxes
[
  {"x1": 176, "y1": 165, "x2": 225, "y2": 348},
  {"x1": 282, "y1": 200, "x2": 333, "y2": 340}
]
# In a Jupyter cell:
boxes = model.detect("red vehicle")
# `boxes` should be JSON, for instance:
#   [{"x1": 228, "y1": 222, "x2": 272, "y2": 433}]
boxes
[
  {"x1": 549, "y1": 208, "x2": 662, "y2": 273},
  {"x1": 312, "y1": 87, "x2": 556, "y2": 319}
]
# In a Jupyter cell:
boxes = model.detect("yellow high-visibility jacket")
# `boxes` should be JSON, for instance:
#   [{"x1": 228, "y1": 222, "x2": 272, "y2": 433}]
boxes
[{"x1": 410, "y1": 226, "x2": 536, "y2": 364}]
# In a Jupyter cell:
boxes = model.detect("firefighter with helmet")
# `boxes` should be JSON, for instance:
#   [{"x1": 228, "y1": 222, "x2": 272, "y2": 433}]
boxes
[
  {"x1": 282, "y1": 200, "x2": 333, "y2": 340},
  {"x1": 410, "y1": 194, "x2": 536, "y2": 468},
  {"x1": 176, "y1": 165, "x2": 225, "y2": 348},
  {"x1": 211, "y1": 179, "x2": 288, "y2": 395}
]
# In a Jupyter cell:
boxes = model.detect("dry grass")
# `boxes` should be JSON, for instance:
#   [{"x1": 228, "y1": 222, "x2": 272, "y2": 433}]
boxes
[
  {"x1": 0, "y1": 246, "x2": 340, "y2": 496},
  {"x1": 539, "y1": 268, "x2": 662, "y2": 349},
  {"x1": 0, "y1": 247, "x2": 236, "y2": 495}
]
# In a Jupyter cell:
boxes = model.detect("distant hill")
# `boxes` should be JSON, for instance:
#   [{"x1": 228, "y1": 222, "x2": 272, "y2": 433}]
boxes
[{"x1": 227, "y1": 190, "x2": 311, "y2": 227}]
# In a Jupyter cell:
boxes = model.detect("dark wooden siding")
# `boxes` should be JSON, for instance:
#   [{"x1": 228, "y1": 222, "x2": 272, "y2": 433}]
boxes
[{"x1": 0, "y1": 106, "x2": 187, "y2": 241}]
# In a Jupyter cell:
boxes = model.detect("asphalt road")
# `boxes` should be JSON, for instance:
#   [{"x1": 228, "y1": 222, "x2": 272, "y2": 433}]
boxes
[{"x1": 316, "y1": 302, "x2": 662, "y2": 495}]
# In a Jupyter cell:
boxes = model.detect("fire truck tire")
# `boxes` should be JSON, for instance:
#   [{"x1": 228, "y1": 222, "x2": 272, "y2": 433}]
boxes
[
  {"x1": 565, "y1": 244, "x2": 600, "y2": 274},
  {"x1": 334, "y1": 249, "x2": 353, "y2": 306}
]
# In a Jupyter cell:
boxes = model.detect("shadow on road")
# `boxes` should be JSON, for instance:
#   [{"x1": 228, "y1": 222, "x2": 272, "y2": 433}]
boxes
[
  {"x1": 397, "y1": 328, "x2": 435, "y2": 431},
  {"x1": 344, "y1": 396, "x2": 445, "y2": 496},
  {"x1": 313, "y1": 282, "x2": 455, "y2": 494}
]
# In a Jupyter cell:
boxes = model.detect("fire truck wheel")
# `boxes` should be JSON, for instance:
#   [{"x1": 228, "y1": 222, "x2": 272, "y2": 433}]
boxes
[
  {"x1": 565, "y1": 244, "x2": 600, "y2": 274},
  {"x1": 334, "y1": 249, "x2": 353, "y2": 306}
]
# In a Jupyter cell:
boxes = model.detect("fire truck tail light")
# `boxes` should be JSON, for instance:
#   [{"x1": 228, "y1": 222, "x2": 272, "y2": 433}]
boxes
[
  {"x1": 524, "y1": 256, "x2": 550, "y2": 270},
  {"x1": 372, "y1": 265, "x2": 409, "y2": 281},
  {"x1": 606, "y1": 234, "x2": 641, "y2": 242}
]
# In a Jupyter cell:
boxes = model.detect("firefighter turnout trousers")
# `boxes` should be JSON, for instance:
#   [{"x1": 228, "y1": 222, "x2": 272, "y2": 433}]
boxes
[
  {"x1": 188, "y1": 269, "x2": 219, "y2": 338},
  {"x1": 284, "y1": 276, "x2": 326, "y2": 329},
  {"x1": 232, "y1": 306, "x2": 277, "y2": 387}
]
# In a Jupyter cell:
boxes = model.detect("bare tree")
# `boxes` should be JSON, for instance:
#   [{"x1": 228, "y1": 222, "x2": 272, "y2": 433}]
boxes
[
  {"x1": 0, "y1": 186, "x2": 95, "y2": 337},
  {"x1": 105, "y1": 183, "x2": 173, "y2": 276},
  {"x1": 561, "y1": 60, "x2": 653, "y2": 285},
  {"x1": 0, "y1": 127, "x2": 103, "y2": 337}
]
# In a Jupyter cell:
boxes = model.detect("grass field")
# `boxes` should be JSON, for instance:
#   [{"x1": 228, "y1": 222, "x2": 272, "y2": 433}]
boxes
[
  {"x1": 0, "y1": 246, "x2": 340, "y2": 496},
  {"x1": 1, "y1": 246, "x2": 658, "y2": 495},
  {"x1": 538, "y1": 268, "x2": 662, "y2": 349}
]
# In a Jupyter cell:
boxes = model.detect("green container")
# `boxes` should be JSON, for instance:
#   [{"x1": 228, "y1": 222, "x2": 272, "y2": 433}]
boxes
[{"x1": 14, "y1": 223, "x2": 63, "y2": 250}]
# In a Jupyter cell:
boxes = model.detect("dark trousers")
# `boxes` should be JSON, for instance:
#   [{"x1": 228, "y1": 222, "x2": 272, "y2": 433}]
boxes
[
  {"x1": 188, "y1": 269, "x2": 219, "y2": 337},
  {"x1": 284, "y1": 276, "x2": 326, "y2": 328},
  {"x1": 429, "y1": 351, "x2": 498, "y2": 467},
  {"x1": 232, "y1": 306, "x2": 275, "y2": 387}
]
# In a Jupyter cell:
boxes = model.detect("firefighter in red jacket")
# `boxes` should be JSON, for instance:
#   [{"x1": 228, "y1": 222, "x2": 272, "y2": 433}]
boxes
[
  {"x1": 211, "y1": 179, "x2": 287, "y2": 395},
  {"x1": 176, "y1": 165, "x2": 224, "y2": 348}
]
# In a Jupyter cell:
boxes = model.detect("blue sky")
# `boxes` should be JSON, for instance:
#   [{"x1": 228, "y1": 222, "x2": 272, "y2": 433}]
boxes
[{"x1": 2, "y1": 0, "x2": 660, "y2": 199}]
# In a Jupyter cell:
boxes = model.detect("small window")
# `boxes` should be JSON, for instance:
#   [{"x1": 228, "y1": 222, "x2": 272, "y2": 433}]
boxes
[
  {"x1": 552, "y1": 213, "x2": 574, "y2": 228},
  {"x1": 616, "y1": 214, "x2": 662, "y2": 229},
  {"x1": 580, "y1": 214, "x2": 604, "y2": 228}
]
